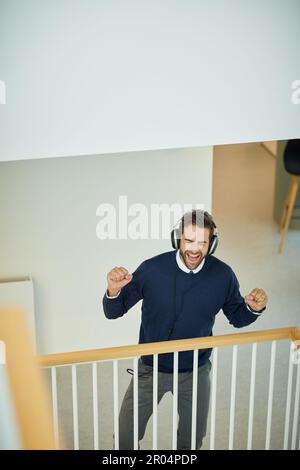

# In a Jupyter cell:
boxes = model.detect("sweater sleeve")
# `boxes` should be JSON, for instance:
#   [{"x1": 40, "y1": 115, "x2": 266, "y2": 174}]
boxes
[
  {"x1": 222, "y1": 269, "x2": 261, "y2": 328},
  {"x1": 102, "y1": 260, "x2": 147, "y2": 319}
]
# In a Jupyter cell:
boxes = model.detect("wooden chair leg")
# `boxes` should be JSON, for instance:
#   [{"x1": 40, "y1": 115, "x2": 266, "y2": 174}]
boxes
[
  {"x1": 278, "y1": 175, "x2": 300, "y2": 253},
  {"x1": 279, "y1": 178, "x2": 294, "y2": 232}
]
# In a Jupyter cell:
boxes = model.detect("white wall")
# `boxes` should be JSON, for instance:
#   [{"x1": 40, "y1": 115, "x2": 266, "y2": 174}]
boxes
[
  {"x1": 0, "y1": 0, "x2": 300, "y2": 162},
  {"x1": 0, "y1": 146, "x2": 213, "y2": 354}
]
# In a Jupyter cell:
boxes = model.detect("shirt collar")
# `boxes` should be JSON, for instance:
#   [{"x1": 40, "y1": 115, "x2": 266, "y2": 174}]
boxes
[{"x1": 176, "y1": 250, "x2": 205, "y2": 274}]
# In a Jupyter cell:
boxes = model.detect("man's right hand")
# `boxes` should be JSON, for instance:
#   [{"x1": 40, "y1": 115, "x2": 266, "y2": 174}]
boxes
[{"x1": 107, "y1": 267, "x2": 133, "y2": 297}]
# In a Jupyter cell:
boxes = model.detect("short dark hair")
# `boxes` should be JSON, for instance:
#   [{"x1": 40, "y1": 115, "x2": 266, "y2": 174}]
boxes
[{"x1": 179, "y1": 210, "x2": 215, "y2": 241}]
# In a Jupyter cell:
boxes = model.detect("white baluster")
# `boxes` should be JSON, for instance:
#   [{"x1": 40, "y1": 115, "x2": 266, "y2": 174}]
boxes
[
  {"x1": 247, "y1": 343, "x2": 257, "y2": 450},
  {"x1": 71, "y1": 364, "x2": 79, "y2": 450},
  {"x1": 133, "y1": 357, "x2": 139, "y2": 450},
  {"x1": 291, "y1": 359, "x2": 300, "y2": 450},
  {"x1": 210, "y1": 347, "x2": 218, "y2": 450},
  {"x1": 113, "y1": 360, "x2": 119, "y2": 450},
  {"x1": 191, "y1": 349, "x2": 199, "y2": 450},
  {"x1": 229, "y1": 345, "x2": 238, "y2": 450},
  {"x1": 152, "y1": 354, "x2": 158, "y2": 450},
  {"x1": 92, "y1": 362, "x2": 99, "y2": 450},
  {"x1": 284, "y1": 342, "x2": 294, "y2": 450},
  {"x1": 172, "y1": 352, "x2": 178, "y2": 450},
  {"x1": 51, "y1": 366, "x2": 59, "y2": 449},
  {"x1": 265, "y1": 340, "x2": 276, "y2": 450}
]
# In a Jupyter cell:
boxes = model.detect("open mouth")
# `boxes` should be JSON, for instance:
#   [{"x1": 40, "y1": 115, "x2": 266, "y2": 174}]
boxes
[{"x1": 186, "y1": 253, "x2": 201, "y2": 264}]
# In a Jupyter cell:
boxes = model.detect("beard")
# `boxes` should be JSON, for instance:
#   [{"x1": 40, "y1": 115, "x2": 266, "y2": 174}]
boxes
[{"x1": 179, "y1": 248, "x2": 204, "y2": 270}]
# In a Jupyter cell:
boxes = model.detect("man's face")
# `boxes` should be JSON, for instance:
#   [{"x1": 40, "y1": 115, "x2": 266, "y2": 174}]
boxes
[{"x1": 179, "y1": 224, "x2": 211, "y2": 270}]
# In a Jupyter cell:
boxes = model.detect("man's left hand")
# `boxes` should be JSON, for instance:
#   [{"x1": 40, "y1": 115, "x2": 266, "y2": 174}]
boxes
[{"x1": 245, "y1": 288, "x2": 268, "y2": 312}]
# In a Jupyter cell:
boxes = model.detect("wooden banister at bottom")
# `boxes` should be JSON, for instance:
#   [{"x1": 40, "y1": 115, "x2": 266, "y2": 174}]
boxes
[
  {"x1": 0, "y1": 308, "x2": 57, "y2": 450},
  {"x1": 38, "y1": 326, "x2": 297, "y2": 367}
]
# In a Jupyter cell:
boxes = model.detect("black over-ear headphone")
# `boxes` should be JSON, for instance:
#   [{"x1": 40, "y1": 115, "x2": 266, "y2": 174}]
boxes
[{"x1": 171, "y1": 210, "x2": 219, "y2": 255}]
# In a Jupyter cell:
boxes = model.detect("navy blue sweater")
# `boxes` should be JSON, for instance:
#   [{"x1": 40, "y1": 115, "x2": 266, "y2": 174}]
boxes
[{"x1": 102, "y1": 251, "x2": 261, "y2": 372}]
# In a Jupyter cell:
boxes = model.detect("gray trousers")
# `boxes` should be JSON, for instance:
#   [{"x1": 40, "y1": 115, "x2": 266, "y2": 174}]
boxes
[{"x1": 118, "y1": 358, "x2": 211, "y2": 450}]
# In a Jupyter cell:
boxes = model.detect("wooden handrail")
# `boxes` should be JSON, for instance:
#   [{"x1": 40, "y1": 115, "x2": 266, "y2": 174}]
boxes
[{"x1": 38, "y1": 326, "x2": 298, "y2": 367}]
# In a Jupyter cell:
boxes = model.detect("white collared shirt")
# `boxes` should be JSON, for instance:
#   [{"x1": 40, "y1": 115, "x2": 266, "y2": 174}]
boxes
[{"x1": 176, "y1": 249, "x2": 205, "y2": 274}]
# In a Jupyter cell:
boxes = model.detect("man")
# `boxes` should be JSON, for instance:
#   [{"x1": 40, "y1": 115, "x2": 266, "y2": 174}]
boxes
[{"x1": 102, "y1": 210, "x2": 268, "y2": 450}]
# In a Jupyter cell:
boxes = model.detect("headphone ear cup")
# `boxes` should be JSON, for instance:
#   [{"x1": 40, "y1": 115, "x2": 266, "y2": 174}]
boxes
[
  {"x1": 171, "y1": 229, "x2": 177, "y2": 249},
  {"x1": 171, "y1": 228, "x2": 180, "y2": 250},
  {"x1": 208, "y1": 235, "x2": 218, "y2": 255}
]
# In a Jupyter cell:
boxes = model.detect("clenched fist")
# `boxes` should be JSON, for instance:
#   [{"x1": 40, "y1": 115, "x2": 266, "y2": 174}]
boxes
[
  {"x1": 245, "y1": 288, "x2": 268, "y2": 312},
  {"x1": 107, "y1": 266, "x2": 133, "y2": 297}
]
